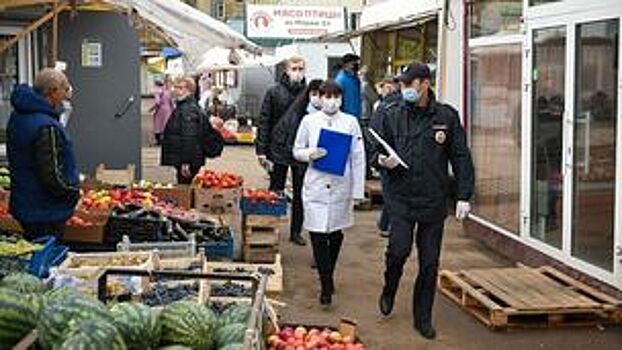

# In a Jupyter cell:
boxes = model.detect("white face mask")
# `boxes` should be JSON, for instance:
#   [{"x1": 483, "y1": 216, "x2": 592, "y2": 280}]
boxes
[
  {"x1": 287, "y1": 70, "x2": 304, "y2": 83},
  {"x1": 309, "y1": 95, "x2": 322, "y2": 109},
  {"x1": 322, "y1": 97, "x2": 341, "y2": 115}
]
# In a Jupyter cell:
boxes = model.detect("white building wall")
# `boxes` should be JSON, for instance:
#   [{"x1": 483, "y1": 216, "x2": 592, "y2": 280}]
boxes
[{"x1": 438, "y1": 0, "x2": 465, "y2": 116}]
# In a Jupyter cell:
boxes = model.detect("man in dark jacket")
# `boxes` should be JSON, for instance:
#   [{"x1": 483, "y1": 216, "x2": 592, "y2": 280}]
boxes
[
  {"x1": 7, "y1": 68, "x2": 79, "y2": 239},
  {"x1": 255, "y1": 56, "x2": 307, "y2": 245},
  {"x1": 373, "y1": 62, "x2": 474, "y2": 339},
  {"x1": 161, "y1": 76, "x2": 210, "y2": 184}
]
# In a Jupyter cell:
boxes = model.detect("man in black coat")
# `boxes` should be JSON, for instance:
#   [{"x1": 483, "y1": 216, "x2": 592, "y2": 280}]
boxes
[
  {"x1": 161, "y1": 77, "x2": 211, "y2": 184},
  {"x1": 255, "y1": 56, "x2": 307, "y2": 245},
  {"x1": 372, "y1": 62, "x2": 475, "y2": 339}
]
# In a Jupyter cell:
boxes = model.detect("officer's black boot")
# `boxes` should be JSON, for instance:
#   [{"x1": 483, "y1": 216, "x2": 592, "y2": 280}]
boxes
[
  {"x1": 327, "y1": 231, "x2": 343, "y2": 294},
  {"x1": 379, "y1": 286, "x2": 396, "y2": 316},
  {"x1": 289, "y1": 232, "x2": 306, "y2": 246}
]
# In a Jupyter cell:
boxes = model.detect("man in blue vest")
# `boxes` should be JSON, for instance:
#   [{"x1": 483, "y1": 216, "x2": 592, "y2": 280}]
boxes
[
  {"x1": 7, "y1": 68, "x2": 79, "y2": 239},
  {"x1": 335, "y1": 53, "x2": 362, "y2": 118}
]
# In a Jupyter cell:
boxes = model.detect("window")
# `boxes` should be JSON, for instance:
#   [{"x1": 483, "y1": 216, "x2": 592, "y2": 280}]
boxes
[
  {"x1": 0, "y1": 36, "x2": 19, "y2": 143},
  {"x1": 470, "y1": 44, "x2": 522, "y2": 233},
  {"x1": 470, "y1": 0, "x2": 522, "y2": 38},
  {"x1": 530, "y1": 0, "x2": 561, "y2": 5}
]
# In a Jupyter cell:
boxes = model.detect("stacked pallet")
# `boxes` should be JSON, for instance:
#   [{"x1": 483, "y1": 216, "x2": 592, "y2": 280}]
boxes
[{"x1": 243, "y1": 215, "x2": 282, "y2": 263}]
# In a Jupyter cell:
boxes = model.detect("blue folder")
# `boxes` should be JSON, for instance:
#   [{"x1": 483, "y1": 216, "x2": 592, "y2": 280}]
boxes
[{"x1": 312, "y1": 128, "x2": 353, "y2": 176}]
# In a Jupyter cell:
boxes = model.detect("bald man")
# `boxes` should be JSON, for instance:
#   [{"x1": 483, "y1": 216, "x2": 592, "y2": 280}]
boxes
[{"x1": 7, "y1": 68, "x2": 79, "y2": 239}]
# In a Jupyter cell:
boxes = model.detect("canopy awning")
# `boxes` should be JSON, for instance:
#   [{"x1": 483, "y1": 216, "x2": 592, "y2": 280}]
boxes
[{"x1": 315, "y1": 0, "x2": 441, "y2": 42}]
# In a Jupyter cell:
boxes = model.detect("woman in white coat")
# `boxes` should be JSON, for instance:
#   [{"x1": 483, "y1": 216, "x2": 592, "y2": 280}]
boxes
[{"x1": 293, "y1": 80, "x2": 366, "y2": 305}]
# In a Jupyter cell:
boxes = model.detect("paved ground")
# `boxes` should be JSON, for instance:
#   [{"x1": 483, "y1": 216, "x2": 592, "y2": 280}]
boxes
[{"x1": 139, "y1": 101, "x2": 621, "y2": 349}]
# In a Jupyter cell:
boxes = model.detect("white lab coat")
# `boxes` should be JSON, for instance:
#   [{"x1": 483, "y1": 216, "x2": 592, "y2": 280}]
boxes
[{"x1": 293, "y1": 111, "x2": 366, "y2": 233}]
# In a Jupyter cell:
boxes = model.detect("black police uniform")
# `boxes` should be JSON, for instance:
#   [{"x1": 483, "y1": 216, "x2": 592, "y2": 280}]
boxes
[{"x1": 373, "y1": 89, "x2": 474, "y2": 329}]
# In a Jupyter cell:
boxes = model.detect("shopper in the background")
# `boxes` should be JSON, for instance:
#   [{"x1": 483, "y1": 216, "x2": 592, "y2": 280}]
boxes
[
  {"x1": 270, "y1": 79, "x2": 323, "y2": 246},
  {"x1": 370, "y1": 76, "x2": 402, "y2": 238},
  {"x1": 293, "y1": 80, "x2": 366, "y2": 306},
  {"x1": 256, "y1": 56, "x2": 307, "y2": 193},
  {"x1": 161, "y1": 76, "x2": 210, "y2": 184},
  {"x1": 335, "y1": 53, "x2": 362, "y2": 119},
  {"x1": 7, "y1": 68, "x2": 79, "y2": 239},
  {"x1": 359, "y1": 66, "x2": 379, "y2": 180},
  {"x1": 150, "y1": 79, "x2": 174, "y2": 146}
]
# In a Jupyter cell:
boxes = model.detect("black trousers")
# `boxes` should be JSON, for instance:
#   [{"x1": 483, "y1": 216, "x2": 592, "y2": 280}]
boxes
[
  {"x1": 20, "y1": 221, "x2": 65, "y2": 240},
  {"x1": 175, "y1": 164, "x2": 202, "y2": 185},
  {"x1": 384, "y1": 210, "x2": 445, "y2": 326},
  {"x1": 270, "y1": 163, "x2": 305, "y2": 238},
  {"x1": 310, "y1": 231, "x2": 344, "y2": 294}
]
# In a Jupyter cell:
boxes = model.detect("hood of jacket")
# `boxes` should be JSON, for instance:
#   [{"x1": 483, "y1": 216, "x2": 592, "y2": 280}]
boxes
[{"x1": 10, "y1": 84, "x2": 58, "y2": 118}]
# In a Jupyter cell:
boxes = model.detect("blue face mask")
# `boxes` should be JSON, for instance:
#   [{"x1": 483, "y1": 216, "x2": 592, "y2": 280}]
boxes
[{"x1": 402, "y1": 88, "x2": 420, "y2": 103}]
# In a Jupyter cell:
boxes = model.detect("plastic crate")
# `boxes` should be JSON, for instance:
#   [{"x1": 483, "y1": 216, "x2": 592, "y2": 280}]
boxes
[
  {"x1": 105, "y1": 214, "x2": 167, "y2": 244},
  {"x1": 117, "y1": 234, "x2": 197, "y2": 259},
  {"x1": 0, "y1": 236, "x2": 68, "y2": 278},
  {"x1": 200, "y1": 229, "x2": 234, "y2": 260},
  {"x1": 240, "y1": 196, "x2": 287, "y2": 216}
]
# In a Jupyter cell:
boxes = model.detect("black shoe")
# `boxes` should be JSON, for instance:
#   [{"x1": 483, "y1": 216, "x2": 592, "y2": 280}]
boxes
[
  {"x1": 320, "y1": 292, "x2": 332, "y2": 305},
  {"x1": 379, "y1": 290, "x2": 395, "y2": 316},
  {"x1": 290, "y1": 234, "x2": 307, "y2": 246},
  {"x1": 415, "y1": 323, "x2": 437, "y2": 340}
]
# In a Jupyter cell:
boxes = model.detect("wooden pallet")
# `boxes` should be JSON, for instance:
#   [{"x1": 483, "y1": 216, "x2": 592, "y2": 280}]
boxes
[
  {"x1": 438, "y1": 266, "x2": 622, "y2": 329},
  {"x1": 243, "y1": 224, "x2": 279, "y2": 263}
]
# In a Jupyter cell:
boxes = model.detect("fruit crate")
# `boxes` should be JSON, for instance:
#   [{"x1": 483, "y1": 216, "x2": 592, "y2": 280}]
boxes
[
  {"x1": 95, "y1": 163, "x2": 135, "y2": 186},
  {"x1": 240, "y1": 196, "x2": 287, "y2": 216},
  {"x1": 194, "y1": 186, "x2": 241, "y2": 214},
  {"x1": 105, "y1": 209, "x2": 168, "y2": 244},
  {"x1": 204, "y1": 254, "x2": 283, "y2": 297},
  {"x1": 0, "y1": 235, "x2": 68, "y2": 278},
  {"x1": 116, "y1": 234, "x2": 197, "y2": 259},
  {"x1": 270, "y1": 319, "x2": 363, "y2": 349},
  {"x1": 152, "y1": 185, "x2": 194, "y2": 209},
  {"x1": 200, "y1": 227, "x2": 234, "y2": 261},
  {"x1": 63, "y1": 210, "x2": 110, "y2": 244}
]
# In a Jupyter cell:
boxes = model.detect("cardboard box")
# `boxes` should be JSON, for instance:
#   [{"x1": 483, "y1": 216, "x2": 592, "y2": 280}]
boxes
[
  {"x1": 152, "y1": 185, "x2": 193, "y2": 209},
  {"x1": 63, "y1": 210, "x2": 110, "y2": 244},
  {"x1": 194, "y1": 186, "x2": 241, "y2": 214},
  {"x1": 95, "y1": 164, "x2": 135, "y2": 186}
]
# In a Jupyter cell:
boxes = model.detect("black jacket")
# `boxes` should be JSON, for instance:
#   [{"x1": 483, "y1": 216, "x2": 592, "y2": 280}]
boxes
[
  {"x1": 269, "y1": 101, "x2": 316, "y2": 166},
  {"x1": 372, "y1": 91, "x2": 475, "y2": 222},
  {"x1": 161, "y1": 97, "x2": 206, "y2": 168},
  {"x1": 255, "y1": 74, "x2": 306, "y2": 159}
]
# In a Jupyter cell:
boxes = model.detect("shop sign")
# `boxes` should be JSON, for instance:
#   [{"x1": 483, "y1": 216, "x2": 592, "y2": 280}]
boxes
[
  {"x1": 246, "y1": 4, "x2": 345, "y2": 39},
  {"x1": 81, "y1": 40, "x2": 102, "y2": 68}
]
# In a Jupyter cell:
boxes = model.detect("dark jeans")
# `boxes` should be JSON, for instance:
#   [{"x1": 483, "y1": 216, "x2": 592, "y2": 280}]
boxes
[
  {"x1": 290, "y1": 164, "x2": 306, "y2": 238},
  {"x1": 175, "y1": 164, "x2": 202, "y2": 185},
  {"x1": 384, "y1": 209, "x2": 444, "y2": 326},
  {"x1": 270, "y1": 163, "x2": 305, "y2": 238},
  {"x1": 20, "y1": 221, "x2": 65, "y2": 240},
  {"x1": 377, "y1": 206, "x2": 390, "y2": 232},
  {"x1": 310, "y1": 231, "x2": 344, "y2": 294}
]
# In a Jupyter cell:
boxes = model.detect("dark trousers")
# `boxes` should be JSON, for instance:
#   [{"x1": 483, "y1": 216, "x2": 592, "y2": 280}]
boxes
[
  {"x1": 175, "y1": 164, "x2": 202, "y2": 185},
  {"x1": 20, "y1": 221, "x2": 65, "y2": 240},
  {"x1": 377, "y1": 206, "x2": 390, "y2": 232},
  {"x1": 384, "y1": 210, "x2": 445, "y2": 326},
  {"x1": 154, "y1": 133, "x2": 163, "y2": 145},
  {"x1": 310, "y1": 231, "x2": 344, "y2": 294},
  {"x1": 270, "y1": 163, "x2": 305, "y2": 238},
  {"x1": 290, "y1": 164, "x2": 306, "y2": 238}
]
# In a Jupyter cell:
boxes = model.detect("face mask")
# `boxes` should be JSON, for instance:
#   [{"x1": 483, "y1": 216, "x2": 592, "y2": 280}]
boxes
[
  {"x1": 287, "y1": 70, "x2": 304, "y2": 83},
  {"x1": 309, "y1": 95, "x2": 322, "y2": 109},
  {"x1": 402, "y1": 87, "x2": 420, "y2": 103},
  {"x1": 322, "y1": 97, "x2": 341, "y2": 115}
]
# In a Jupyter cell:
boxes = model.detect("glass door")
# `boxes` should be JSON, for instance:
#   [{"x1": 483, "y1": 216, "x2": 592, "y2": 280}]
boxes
[
  {"x1": 530, "y1": 26, "x2": 566, "y2": 249},
  {"x1": 571, "y1": 18, "x2": 619, "y2": 272}
]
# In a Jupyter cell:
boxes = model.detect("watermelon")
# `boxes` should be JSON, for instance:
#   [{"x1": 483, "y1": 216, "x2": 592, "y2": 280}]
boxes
[
  {"x1": 0, "y1": 288, "x2": 39, "y2": 349},
  {"x1": 219, "y1": 305, "x2": 251, "y2": 326},
  {"x1": 219, "y1": 344, "x2": 244, "y2": 350},
  {"x1": 110, "y1": 302, "x2": 161, "y2": 350},
  {"x1": 37, "y1": 293, "x2": 114, "y2": 348},
  {"x1": 159, "y1": 301, "x2": 217, "y2": 350},
  {"x1": 215, "y1": 323, "x2": 246, "y2": 349},
  {"x1": 0, "y1": 273, "x2": 47, "y2": 294},
  {"x1": 59, "y1": 318, "x2": 126, "y2": 350}
]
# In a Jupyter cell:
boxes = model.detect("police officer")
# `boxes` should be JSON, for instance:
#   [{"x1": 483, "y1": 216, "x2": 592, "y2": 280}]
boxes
[{"x1": 372, "y1": 61, "x2": 474, "y2": 339}]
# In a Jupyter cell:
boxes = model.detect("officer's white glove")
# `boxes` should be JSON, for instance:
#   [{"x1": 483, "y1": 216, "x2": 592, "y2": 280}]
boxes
[
  {"x1": 309, "y1": 148, "x2": 328, "y2": 160},
  {"x1": 455, "y1": 201, "x2": 471, "y2": 221},
  {"x1": 378, "y1": 154, "x2": 400, "y2": 169},
  {"x1": 257, "y1": 155, "x2": 274, "y2": 173}
]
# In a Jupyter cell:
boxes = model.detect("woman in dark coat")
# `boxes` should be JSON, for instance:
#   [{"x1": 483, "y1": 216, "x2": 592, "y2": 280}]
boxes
[
  {"x1": 161, "y1": 76, "x2": 210, "y2": 184},
  {"x1": 270, "y1": 79, "x2": 323, "y2": 245}
]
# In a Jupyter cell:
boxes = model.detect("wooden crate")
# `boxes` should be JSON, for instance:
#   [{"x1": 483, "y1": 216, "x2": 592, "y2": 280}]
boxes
[
  {"x1": 194, "y1": 186, "x2": 241, "y2": 214},
  {"x1": 244, "y1": 214, "x2": 287, "y2": 229},
  {"x1": 438, "y1": 266, "x2": 622, "y2": 329},
  {"x1": 243, "y1": 225, "x2": 279, "y2": 264},
  {"x1": 95, "y1": 163, "x2": 135, "y2": 186},
  {"x1": 203, "y1": 254, "x2": 283, "y2": 297}
]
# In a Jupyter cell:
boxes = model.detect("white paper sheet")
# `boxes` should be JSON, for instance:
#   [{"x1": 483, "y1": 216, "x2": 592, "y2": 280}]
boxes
[{"x1": 368, "y1": 128, "x2": 409, "y2": 169}]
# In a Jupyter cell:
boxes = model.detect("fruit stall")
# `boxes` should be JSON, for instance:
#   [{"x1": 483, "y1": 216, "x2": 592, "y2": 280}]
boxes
[{"x1": 0, "y1": 164, "x2": 368, "y2": 350}]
